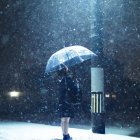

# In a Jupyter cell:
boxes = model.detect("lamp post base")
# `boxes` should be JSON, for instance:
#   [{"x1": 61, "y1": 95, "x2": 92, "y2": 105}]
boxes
[{"x1": 91, "y1": 113, "x2": 105, "y2": 134}]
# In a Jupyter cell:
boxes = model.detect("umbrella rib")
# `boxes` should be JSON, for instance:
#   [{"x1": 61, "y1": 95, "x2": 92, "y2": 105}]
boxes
[
  {"x1": 72, "y1": 47, "x2": 84, "y2": 62},
  {"x1": 64, "y1": 46, "x2": 84, "y2": 65},
  {"x1": 64, "y1": 48, "x2": 70, "y2": 63}
]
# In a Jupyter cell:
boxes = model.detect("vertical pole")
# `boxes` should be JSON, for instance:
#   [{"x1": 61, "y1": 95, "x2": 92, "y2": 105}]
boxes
[
  {"x1": 90, "y1": 0, "x2": 105, "y2": 134},
  {"x1": 91, "y1": 68, "x2": 105, "y2": 134}
]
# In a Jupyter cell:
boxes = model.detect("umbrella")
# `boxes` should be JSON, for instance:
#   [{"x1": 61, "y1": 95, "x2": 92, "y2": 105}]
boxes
[{"x1": 45, "y1": 45, "x2": 96, "y2": 73}]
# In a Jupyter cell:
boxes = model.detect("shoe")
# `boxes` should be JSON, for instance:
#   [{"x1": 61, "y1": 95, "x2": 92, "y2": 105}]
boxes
[{"x1": 63, "y1": 134, "x2": 72, "y2": 140}]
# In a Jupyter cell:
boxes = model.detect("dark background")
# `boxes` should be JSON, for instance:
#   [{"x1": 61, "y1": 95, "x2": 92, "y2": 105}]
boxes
[{"x1": 0, "y1": 0, "x2": 140, "y2": 135}]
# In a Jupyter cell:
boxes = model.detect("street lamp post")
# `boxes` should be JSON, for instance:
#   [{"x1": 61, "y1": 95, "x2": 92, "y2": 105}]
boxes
[{"x1": 90, "y1": 0, "x2": 105, "y2": 134}]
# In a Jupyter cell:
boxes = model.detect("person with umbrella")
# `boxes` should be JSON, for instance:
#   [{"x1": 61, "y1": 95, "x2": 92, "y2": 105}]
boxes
[
  {"x1": 57, "y1": 64, "x2": 78, "y2": 140},
  {"x1": 45, "y1": 45, "x2": 96, "y2": 139}
]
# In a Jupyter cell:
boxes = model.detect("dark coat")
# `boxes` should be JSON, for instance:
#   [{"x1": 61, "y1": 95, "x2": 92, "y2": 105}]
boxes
[{"x1": 58, "y1": 76, "x2": 77, "y2": 118}]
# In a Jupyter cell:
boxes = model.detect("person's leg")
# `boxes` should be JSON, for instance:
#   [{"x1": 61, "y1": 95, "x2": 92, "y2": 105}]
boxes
[
  {"x1": 61, "y1": 117, "x2": 70, "y2": 135},
  {"x1": 61, "y1": 117, "x2": 72, "y2": 139}
]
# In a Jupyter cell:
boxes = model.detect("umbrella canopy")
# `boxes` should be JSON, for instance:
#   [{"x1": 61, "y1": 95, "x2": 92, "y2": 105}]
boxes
[{"x1": 45, "y1": 45, "x2": 96, "y2": 73}]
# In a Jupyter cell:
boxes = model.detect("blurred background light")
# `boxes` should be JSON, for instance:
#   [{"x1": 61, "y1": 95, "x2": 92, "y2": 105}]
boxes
[
  {"x1": 105, "y1": 94, "x2": 110, "y2": 98},
  {"x1": 8, "y1": 91, "x2": 21, "y2": 98}
]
